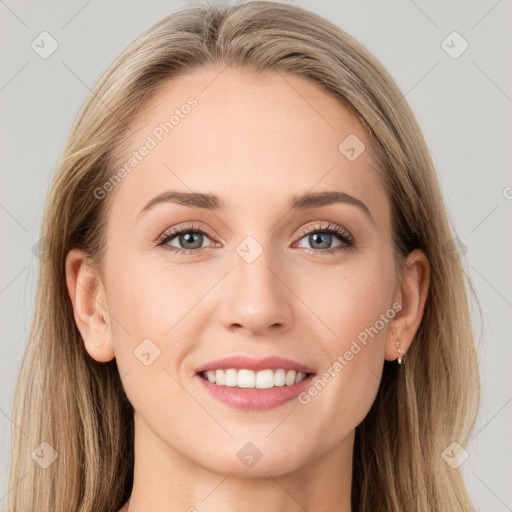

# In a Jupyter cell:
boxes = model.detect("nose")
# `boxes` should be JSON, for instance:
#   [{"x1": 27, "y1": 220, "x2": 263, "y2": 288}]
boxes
[{"x1": 217, "y1": 244, "x2": 294, "y2": 337}]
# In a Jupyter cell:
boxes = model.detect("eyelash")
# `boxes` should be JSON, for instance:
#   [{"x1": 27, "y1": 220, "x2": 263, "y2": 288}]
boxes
[{"x1": 156, "y1": 221, "x2": 355, "y2": 257}]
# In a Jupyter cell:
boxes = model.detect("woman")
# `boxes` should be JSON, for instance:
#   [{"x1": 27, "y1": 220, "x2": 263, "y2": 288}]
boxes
[{"x1": 7, "y1": 1, "x2": 480, "y2": 510}]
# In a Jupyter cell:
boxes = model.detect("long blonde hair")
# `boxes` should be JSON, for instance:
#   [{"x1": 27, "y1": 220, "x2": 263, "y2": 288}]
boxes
[{"x1": 7, "y1": 1, "x2": 481, "y2": 510}]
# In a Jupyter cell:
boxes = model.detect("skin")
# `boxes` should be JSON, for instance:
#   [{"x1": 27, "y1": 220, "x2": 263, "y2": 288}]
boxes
[{"x1": 65, "y1": 64, "x2": 430, "y2": 512}]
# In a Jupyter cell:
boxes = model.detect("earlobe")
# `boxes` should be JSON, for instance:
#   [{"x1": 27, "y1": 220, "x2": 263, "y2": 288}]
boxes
[
  {"x1": 65, "y1": 249, "x2": 115, "y2": 363},
  {"x1": 385, "y1": 249, "x2": 431, "y2": 362}
]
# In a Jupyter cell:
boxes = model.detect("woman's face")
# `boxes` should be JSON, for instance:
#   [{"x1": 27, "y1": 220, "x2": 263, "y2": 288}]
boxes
[{"x1": 77, "y1": 65, "x2": 418, "y2": 477}]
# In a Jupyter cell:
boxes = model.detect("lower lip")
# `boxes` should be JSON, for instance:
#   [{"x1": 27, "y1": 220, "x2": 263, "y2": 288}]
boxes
[{"x1": 195, "y1": 372, "x2": 316, "y2": 410}]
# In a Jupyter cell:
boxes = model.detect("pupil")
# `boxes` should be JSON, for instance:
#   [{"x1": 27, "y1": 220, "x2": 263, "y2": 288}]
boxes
[
  {"x1": 311, "y1": 233, "x2": 331, "y2": 249},
  {"x1": 181, "y1": 232, "x2": 202, "y2": 249}
]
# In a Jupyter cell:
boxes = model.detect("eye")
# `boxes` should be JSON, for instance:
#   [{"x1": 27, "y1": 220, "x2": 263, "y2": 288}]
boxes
[
  {"x1": 157, "y1": 222, "x2": 218, "y2": 255},
  {"x1": 156, "y1": 221, "x2": 355, "y2": 256},
  {"x1": 293, "y1": 222, "x2": 355, "y2": 256}
]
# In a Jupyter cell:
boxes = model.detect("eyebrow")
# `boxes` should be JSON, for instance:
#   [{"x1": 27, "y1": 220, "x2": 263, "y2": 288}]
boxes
[{"x1": 139, "y1": 190, "x2": 373, "y2": 223}]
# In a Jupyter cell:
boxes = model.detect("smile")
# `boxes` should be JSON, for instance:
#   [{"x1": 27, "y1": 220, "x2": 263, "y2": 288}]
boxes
[{"x1": 200, "y1": 368, "x2": 311, "y2": 389}]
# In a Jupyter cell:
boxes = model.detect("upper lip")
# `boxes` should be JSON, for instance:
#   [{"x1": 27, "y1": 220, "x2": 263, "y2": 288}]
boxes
[{"x1": 195, "y1": 355, "x2": 316, "y2": 375}]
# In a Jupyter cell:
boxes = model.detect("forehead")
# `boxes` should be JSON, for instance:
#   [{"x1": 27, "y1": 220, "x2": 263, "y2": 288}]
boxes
[{"x1": 107, "y1": 65, "x2": 388, "y2": 226}]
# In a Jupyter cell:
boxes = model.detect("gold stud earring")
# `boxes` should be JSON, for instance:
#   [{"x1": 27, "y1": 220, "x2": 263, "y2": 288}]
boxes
[{"x1": 395, "y1": 339, "x2": 405, "y2": 365}]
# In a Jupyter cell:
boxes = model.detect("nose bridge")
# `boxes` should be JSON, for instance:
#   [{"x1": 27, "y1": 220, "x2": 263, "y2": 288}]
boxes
[
  {"x1": 218, "y1": 233, "x2": 292, "y2": 334},
  {"x1": 235, "y1": 235, "x2": 277, "y2": 293}
]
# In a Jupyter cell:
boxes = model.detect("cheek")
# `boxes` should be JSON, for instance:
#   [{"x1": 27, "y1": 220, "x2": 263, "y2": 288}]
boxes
[
  {"x1": 298, "y1": 257, "x2": 395, "y2": 357},
  {"x1": 104, "y1": 255, "x2": 175, "y2": 373},
  {"x1": 295, "y1": 257, "x2": 394, "y2": 423},
  {"x1": 107, "y1": 255, "x2": 194, "y2": 337},
  {"x1": 106, "y1": 254, "x2": 215, "y2": 385},
  {"x1": 105, "y1": 257, "x2": 199, "y2": 433}
]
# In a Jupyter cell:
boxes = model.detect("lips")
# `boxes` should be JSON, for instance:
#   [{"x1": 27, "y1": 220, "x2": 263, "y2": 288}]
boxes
[
  {"x1": 194, "y1": 355, "x2": 316, "y2": 375},
  {"x1": 195, "y1": 371, "x2": 316, "y2": 410}
]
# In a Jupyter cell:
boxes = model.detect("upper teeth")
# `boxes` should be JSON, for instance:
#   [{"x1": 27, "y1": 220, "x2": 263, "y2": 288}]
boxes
[{"x1": 202, "y1": 369, "x2": 308, "y2": 389}]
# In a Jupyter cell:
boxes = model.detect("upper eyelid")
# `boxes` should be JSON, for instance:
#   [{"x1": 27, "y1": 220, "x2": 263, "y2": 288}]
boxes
[
  {"x1": 296, "y1": 222, "x2": 352, "y2": 239},
  {"x1": 158, "y1": 222, "x2": 216, "y2": 244}
]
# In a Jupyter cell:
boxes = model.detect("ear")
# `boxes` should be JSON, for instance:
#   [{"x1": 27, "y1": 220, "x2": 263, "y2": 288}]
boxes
[
  {"x1": 385, "y1": 249, "x2": 430, "y2": 362},
  {"x1": 65, "y1": 248, "x2": 115, "y2": 363}
]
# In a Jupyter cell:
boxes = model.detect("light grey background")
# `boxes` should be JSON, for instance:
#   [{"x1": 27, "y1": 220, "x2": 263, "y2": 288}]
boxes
[{"x1": 1, "y1": 0, "x2": 511, "y2": 510}]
